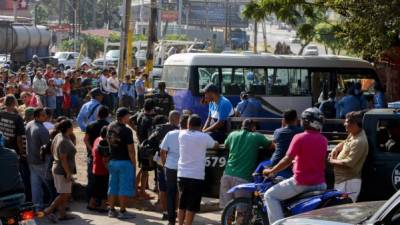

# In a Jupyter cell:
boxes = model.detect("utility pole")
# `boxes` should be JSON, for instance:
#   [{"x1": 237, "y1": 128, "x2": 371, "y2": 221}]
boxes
[
  {"x1": 13, "y1": 0, "x2": 18, "y2": 21},
  {"x1": 145, "y1": 0, "x2": 157, "y2": 86},
  {"x1": 253, "y1": 20, "x2": 257, "y2": 53},
  {"x1": 92, "y1": 0, "x2": 97, "y2": 28},
  {"x1": 118, "y1": 0, "x2": 132, "y2": 79},
  {"x1": 224, "y1": 0, "x2": 228, "y2": 46},
  {"x1": 59, "y1": 0, "x2": 63, "y2": 25},
  {"x1": 178, "y1": 0, "x2": 182, "y2": 34}
]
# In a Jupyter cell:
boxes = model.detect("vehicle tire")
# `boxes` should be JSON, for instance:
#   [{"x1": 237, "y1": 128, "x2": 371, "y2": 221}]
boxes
[
  {"x1": 221, "y1": 197, "x2": 269, "y2": 225},
  {"x1": 58, "y1": 64, "x2": 64, "y2": 71}
]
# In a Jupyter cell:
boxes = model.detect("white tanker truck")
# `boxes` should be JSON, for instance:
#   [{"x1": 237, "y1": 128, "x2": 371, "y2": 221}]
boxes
[{"x1": 0, "y1": 19, "x2": 52, "y2": 69}]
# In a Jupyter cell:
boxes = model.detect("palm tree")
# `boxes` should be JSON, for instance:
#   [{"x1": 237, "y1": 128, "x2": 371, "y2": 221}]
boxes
[{"x1": 242, "y1": 1, "x2": 267, "y2": 53}]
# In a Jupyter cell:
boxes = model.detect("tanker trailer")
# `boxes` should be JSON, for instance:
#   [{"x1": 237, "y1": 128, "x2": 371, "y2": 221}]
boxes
[{"x1": 0, "y1": 22, "x2": 51, "y2": 69}]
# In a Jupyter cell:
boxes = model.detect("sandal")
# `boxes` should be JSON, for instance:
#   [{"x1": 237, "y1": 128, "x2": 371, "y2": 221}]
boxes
[
  {"x1": 96, "y1": 208, "x2": 108, "y2": 213},
  {"x1": 46, "y1": 213, "x2": 58, "y2": 223},
  {"x1": 58, "y1": 214, "x2": 75, "y2": 221},
  {"x1": 86, "y1": 206, "x2": 98, "y2": 211}
]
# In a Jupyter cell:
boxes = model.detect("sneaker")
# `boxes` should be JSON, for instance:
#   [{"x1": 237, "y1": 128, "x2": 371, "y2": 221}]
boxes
[
  {"x1": 117, "y1": 211, "x2": 136, "y2": 220},
  {"x1": 108, "y1": 208, "x2": 118, "y2": 218},
  {"x1": 162, "y1": 212, "x2": 168, "y2": 220}
]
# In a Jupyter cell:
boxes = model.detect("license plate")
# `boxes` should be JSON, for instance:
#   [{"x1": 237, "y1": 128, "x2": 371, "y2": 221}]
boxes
[{"x1": 19, "y1": 219, "x2": 36, "y2": 225}]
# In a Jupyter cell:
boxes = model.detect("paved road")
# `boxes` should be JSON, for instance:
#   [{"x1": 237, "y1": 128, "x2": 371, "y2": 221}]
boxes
[
  {"x1": 247, "y1": 23, "x2": 329, "y2": 55},
  {"x1": 37, "y1": 202, "x2": 222, "y2": 225}
]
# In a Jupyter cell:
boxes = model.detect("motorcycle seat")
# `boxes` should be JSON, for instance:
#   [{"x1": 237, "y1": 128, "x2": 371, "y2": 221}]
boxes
[
  {"x1": 0, "y1": 193, "x2": 25, "y2": 209},
  {"x1": 286, "y1": 190, "x2": 327, "y2": 203}
]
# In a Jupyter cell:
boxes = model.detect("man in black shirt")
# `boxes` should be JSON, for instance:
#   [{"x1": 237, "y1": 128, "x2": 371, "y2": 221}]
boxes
[
  {"x1": 153, "y1": 82, "x2": 174, "y2": 117},
  {"x1": 0, "y1": 95, "x2": 28, "y2": 200},
  {"x1": 83, "y1": 106, "x2": 110, "y2": 202},
  {"x1": 0, "y1": 95, "x2": 25, "y2": 154},
  {"x1": 107, "y1": 107, "x2": 136, "y2": 219},
  {"x1": 136, "y1": 99, "x2": 155, "y2": 199},
  {"x1": 0, "y1": 132, "x2": 25, "y2": 197}
]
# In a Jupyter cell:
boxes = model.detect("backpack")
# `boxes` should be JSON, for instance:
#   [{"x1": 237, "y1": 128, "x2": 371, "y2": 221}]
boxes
[
  {"x1": 136, "y1": 112, "x2": 153, "y2": 143},
  {"x1": 96, "y1": 139, "x2": 110, "y2": 157}
]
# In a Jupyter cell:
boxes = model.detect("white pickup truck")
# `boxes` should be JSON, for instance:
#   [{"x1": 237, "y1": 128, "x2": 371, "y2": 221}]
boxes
[{"x1": 53, "y1": 52, "x2": 92, "y2": 69}]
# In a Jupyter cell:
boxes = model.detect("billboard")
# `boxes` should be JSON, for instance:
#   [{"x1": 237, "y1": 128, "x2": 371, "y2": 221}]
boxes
[
  {"x1": 0, "y1": 0, "x2": 29, "y2": 10},
  {"x1": 181, "y1": 1, "x2": 248, "y2": 28}
]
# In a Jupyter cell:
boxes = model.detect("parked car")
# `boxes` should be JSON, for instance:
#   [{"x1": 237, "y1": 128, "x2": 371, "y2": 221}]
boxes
[
  {"x1": 53, "y1": 52, "x2": 91, "y2": 69},
  {"x1": 273, "y1": 188, "x2": 400, "y2": 225},
  {"x1": 0, "y1": 54, "x2": 10, "y2": 66},
  {"x1": 92, "y1": 50, "x2": 119, "y2": 69},
  {"x1": 303, "y1": 44, "x2": 319, "y2": 56}
]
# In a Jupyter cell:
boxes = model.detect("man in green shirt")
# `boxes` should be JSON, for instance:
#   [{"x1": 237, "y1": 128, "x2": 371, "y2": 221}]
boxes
[{"x1": 219, "y1": 119, "x2": 273, "y2": 209}]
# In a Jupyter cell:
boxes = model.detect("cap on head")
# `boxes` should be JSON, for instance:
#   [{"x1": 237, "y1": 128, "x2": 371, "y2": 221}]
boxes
[
  {"x1": 81, "y1": 62, "x2": 89, "y2": 67},
  {"x1": 240, "y1": 91, "x2": 249, "y2": 99},
  {"x1": 203, "y1": 83, "x2": 219, "y2": 94},
  {"x1": 116, "y1": 107, "x2": 130, "y2": 119}
]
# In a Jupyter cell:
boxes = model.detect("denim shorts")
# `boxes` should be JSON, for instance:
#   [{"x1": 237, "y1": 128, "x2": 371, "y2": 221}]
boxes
[{"x1": 108, "y1": 160, "x2": 135, "y2": 197}]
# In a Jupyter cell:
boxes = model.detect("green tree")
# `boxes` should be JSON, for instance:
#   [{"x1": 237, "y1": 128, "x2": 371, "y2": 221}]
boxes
[
  {"x1": 60, "y1": 35, "x2": 104, "y2": 59},
  {"x1": 260, "y1": 0, "x2": 327, "y2": 55},
  {"x1": 315, "y1": 22, "x2": 343, "y2": 55},
  {"x1": 32, "y1": 5, "x2": 49, "y2": 25},
  {"x1": 242, "y1": 1, "x2": 268, "y2": 53},
  {"x1": 325, "y1": 0, "x2": 400, "y2": 60}
]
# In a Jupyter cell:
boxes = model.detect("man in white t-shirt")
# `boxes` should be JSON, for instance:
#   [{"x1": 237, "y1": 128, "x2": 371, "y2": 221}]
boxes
[
  {"x1": 99, "y1": 68, "x2": 111, "y2": 110},
  {"x1": 54, "y1": 70, "x2": 64, "y2": 117},
  {"x1": 177, "y1": 114, "x2": 218, "y2": 225},
  {"x1": 107, "y1": 72, "x2": 120, "y2": 112}
]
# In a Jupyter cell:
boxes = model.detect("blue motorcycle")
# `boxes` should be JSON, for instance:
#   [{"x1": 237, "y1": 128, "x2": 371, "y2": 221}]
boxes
[{"x1": 221, "y1": 160, "x2": 353, "y2": 225}]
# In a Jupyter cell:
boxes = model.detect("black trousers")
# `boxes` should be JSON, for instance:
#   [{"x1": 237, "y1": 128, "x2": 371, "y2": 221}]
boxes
[{"x1": 166, "y1": 168, "x2": 178, "y2": 223}]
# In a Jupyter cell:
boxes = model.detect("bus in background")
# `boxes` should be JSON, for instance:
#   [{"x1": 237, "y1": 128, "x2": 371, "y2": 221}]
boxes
[{"x1": 161, "y1": 53, "x2": 380, "y2": 127}]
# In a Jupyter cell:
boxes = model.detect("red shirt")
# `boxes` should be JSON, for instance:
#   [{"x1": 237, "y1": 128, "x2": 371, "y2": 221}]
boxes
[
  {"x1": 287, "y1": 130, "x2": 327, "y2": 186},
  {"x1": 63, "y1": 82, "x2": 71, "y2": 95},
  {"x1": 44, "y1": 71, "x2": 54, "y2": 80},
  {"x1": 28, "y1": 93, "x2": 39, "y2": 107},
  {"x1": 92, "y1": 137, "x2": 108, "y2": 175}
]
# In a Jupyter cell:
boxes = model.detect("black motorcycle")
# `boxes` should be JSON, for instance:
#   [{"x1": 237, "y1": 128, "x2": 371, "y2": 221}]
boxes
[{"x1": 0, "y1": 193, "x2": 43, "y2": 225}]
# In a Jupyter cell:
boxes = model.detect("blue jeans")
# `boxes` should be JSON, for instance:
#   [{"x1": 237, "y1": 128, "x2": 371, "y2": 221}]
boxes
[
  {"x1": 110, "y1": 93, "x2": 118, "y2": 112},
  {"x1": 264, "y1": 177, "x2": 327, "y2": 224},
  {"x1": 29, "y1": 162, "x2": 52, "y2": 210},
  {"x1": 55, "y1": 96, "x2": 63, "y2": 117},
  {"x1": 86, "y1": 156, "x2": 94, "y2": 202},
  {"x1": 19, "y1": 158, "x2": 31, "y2": 202}
]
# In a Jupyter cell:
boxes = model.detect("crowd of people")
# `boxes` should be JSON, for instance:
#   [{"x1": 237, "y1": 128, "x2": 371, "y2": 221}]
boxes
[
  {"x1": 0, "y1": 59, "x2": 386, "y2": 225},
  {"x1": 318, "y1": 81, "x2": 386, "y2": 119}
]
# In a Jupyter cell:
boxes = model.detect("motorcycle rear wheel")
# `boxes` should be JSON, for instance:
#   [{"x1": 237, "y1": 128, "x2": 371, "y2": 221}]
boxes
[{"x1": 221, "y1": 197, "x2": 269, "y2": 225}]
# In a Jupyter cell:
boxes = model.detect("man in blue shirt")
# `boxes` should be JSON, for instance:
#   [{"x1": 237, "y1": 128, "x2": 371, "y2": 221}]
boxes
[
  {"x1": 135, "y1": 73, "x2": 148, "y2": 109},
  {"x1": 119, "y1": 75, "x2": 136, "y2": 111},
  {"x1": 77, "y1": 88, "x2": 104, "y2": 132},
  {"x1": 373, "y1": 82, "x2": 386, "y2": 108},
  {"x1": 235, "y1": 91, "x2": 262, "y2": 117},
  {"x1": 336, "y1": 89, "x2": 361, "y2": 119},
  {"x1": 202, "y1": 84, "x2": 234, "y2": 143},
  {"x1": 270, "y1": 109, "x2": 303, "y2": 177}
]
